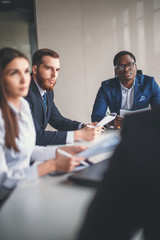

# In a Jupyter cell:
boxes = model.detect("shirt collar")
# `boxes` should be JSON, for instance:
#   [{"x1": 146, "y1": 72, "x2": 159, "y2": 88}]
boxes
[
  {"x1": 119, "y1": 79, "x2": 135, "y2": 91},
  {"x1": 8, "y1": 98, "x2": 28, "y2": 122},
  {"x1": 8, "y1": 101, "x2": 20, "y2": 115}
]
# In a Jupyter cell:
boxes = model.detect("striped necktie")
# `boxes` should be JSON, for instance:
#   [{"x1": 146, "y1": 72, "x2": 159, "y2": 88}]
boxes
[{"x1": 42, "y1": 92, "x2": 47, "y2": 110}]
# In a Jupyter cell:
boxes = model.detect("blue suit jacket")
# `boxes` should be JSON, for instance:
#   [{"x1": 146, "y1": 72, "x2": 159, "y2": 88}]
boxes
[
  {"x1": 25, "y1": 78, "x2": 80, "y2": 146},
  {"x1": 91, "y1": 74, "x2": 160, "y2": 122}
]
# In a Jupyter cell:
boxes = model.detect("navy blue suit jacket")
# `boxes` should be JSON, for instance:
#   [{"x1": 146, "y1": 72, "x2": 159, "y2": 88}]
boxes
[
  {"x1": 91, "y1": 74, "x2": 160, "y2": 122},
  {"x1": 25, "y1": 78, "x2": 80, "y2": 146}
]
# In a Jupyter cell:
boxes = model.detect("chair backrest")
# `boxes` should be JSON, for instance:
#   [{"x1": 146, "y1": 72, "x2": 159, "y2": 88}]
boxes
[
  {"x1": 131, "y1": 229, "x2": 144, "y2": 240},
  {"x1": 137, "y1": 69, "x2": 143, "y2": 75}
]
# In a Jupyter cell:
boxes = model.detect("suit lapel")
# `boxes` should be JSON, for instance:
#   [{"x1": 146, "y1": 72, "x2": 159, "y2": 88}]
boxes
[
  {"x1": 115, "y1": 79, "x2": 122, "y2": 114},
  {"x1": 31, "y1": 78, "x2": 48, "y2": 125},
  {"x1": 132, "y1": 75, "x2": 140, "y2": 109},
  {"x1": 45, "y1": 92, "x2": 50, "y2": 119}
]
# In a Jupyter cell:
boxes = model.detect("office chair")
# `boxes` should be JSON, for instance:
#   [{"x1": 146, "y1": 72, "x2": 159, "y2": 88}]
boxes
[{"x1": 137, "y1": 69, "x2": 142, "y2": 75}]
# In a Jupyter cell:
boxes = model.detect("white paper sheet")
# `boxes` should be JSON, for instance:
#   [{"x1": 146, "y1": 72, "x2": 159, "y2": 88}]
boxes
[{"x1": 95, "y1": 113, "x2": 117, "y2": 127}]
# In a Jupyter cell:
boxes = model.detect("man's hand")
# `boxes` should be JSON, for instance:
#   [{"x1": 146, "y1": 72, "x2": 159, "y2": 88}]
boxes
[
  {"x1": 113, "y1": 115, "x2": 123, "y2": 129},
  {"x1": 59, "y1": 145, "x2": 87, "y2": 155},
  {"x1": 74, "y1": 125, "x2": 102, "y2": 141},
  {"x1": 88, "y1": 122, "x2": 98, "y2": 127}
]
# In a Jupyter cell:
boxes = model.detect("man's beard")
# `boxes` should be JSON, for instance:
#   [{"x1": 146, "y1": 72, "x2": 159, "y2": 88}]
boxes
[{"x1": 36, "y1": 70, "x2": 56, "y2": 91}]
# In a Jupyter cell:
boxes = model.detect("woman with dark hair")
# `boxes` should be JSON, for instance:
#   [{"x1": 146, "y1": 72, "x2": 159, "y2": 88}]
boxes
[{"x1": 0, "y1": 47, "x2": 86, "y2": 202}]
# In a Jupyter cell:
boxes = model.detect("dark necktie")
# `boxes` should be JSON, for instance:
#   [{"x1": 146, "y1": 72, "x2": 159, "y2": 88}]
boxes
[{"x1": 42, "y1": 92, "x2": 47, "y2": 110}]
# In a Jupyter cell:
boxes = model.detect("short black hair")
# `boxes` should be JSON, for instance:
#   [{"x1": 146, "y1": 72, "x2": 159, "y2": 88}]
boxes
[
  {"x1": 113, "y1": 51, "x2": 136, "y2": 66},
  {"x1": 32, "y1": 48, "x2": 59, "y2": 66}
]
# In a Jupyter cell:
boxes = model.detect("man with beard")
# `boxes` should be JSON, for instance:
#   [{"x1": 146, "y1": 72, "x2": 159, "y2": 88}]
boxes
[
  {"x1": 25, "y1": 48, "x2": 102, "y2": 146},
  {"x1": 91, "y1": 51, "x2": 160, "y2": 128}
]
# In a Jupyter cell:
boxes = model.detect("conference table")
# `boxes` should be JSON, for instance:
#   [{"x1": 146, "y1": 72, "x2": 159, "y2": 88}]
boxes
[{"x1": 0, "y1": 129, "x2": 119, "y2": 240}]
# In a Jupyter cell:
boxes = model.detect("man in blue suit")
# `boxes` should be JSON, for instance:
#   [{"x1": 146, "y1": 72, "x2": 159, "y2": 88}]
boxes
[
  {"x1": 25, "y1": 48, "x2": 102, "y2": 146},
  {"x1": 91, "y1": 51, "x2": 160, "y2": 128}
]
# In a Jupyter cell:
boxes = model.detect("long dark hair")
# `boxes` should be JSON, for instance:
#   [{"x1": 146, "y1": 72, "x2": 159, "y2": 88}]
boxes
[{"x1": 0, "y1": 47, "x2": 29, "y2": 151}]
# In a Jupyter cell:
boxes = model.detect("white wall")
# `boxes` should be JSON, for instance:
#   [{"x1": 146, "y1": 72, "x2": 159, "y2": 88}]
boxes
[{"x1": 35, "y1": 0, "x2": 160, "y2": 123}]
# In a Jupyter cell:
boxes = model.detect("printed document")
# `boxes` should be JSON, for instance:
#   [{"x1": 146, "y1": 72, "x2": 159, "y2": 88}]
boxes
[{"x1": 95, "y1": 113, "x2": 117, "y2": 127}]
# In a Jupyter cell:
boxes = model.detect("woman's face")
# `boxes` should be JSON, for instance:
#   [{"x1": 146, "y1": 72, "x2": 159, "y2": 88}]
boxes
[{"x1": 2, "y1": 57, "x2": 31, "y2": 103}]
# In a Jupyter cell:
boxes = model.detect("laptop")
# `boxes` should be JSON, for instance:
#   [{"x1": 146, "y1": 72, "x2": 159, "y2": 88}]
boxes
[{"x1": 68, "y1": 158, "x2": 110, "y2": 188}]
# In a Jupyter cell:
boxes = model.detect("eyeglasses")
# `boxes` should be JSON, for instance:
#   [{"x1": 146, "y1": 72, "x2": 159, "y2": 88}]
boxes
[{"x1": 115, "y1": 62, "x2": 135, "y2": 71}]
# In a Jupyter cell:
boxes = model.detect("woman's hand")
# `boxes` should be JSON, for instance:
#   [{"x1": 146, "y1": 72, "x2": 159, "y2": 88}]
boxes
[
  {"x1": 55, "y1": 145, "x2": 87, "y2": 172},
  {"x1": 38, "y1": 145, "x2": 87, "y2": 176}
]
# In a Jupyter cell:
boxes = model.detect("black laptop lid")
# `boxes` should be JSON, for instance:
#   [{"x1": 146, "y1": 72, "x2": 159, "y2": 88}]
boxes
[{"x1": 68, "y1": 159, "x2": 110, "y2": 188}]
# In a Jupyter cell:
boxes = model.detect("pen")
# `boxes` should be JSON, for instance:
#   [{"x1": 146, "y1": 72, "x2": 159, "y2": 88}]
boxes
[
  {"x1": 86, "y1": 124, "x2": 95, "y2": 128},
  {"x1": 57, "y1": 149, "x2": 89, "y2": 167}
]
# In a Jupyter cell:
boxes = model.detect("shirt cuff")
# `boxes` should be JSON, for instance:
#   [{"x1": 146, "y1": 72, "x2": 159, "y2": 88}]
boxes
[
  {"x1": 78, "y1": 123, "x2": 87, "y2": 129},
  {"x1": 31, "y1": 146, "x2": 57, "y2": 162},
  {"x1": 66, "y1": 131, "x2": 74, "y2": 144},
  {"x1": 78, "y1": 123, "x2": 83, "y2": 129}
]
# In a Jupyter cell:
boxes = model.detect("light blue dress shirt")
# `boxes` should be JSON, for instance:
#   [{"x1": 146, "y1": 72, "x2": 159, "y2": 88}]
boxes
[{"x1": 120, "y1": 80, "x2": 135, "y2": 110}]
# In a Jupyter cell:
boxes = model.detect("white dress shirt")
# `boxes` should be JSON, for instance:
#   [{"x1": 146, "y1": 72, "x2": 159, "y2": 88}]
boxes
[
  {"x1": 0, "y1": 98, "x2": 57, "y2": 200},
  {"x1": 120, "y1": 80, "x2": 135, "y2": 110}
]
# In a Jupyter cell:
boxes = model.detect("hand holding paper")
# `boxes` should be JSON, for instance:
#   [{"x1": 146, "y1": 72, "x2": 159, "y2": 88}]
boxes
[
  {"x1": 95, "y1": 113, "x2": 117, "y2": 127},
  {"x1": 87, "y1": 113, "x2": 117, "y2": 128}
]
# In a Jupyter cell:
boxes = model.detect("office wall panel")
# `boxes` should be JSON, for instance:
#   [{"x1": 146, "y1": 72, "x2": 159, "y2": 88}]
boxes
[
  {"x1": 0, "y1": 13, "x2": 32, "y2": 63},
  {"x1": 35, "y1": 0, "x2": 160, "y2": 123}
]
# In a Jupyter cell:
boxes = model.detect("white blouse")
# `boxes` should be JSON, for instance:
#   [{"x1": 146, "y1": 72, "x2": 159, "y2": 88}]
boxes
[{"x1": 0, "y1": 98, "x2": 56, "y2": 200}]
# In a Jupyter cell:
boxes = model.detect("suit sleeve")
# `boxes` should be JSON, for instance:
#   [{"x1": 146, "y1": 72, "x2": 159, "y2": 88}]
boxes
[
  {"x1": 91, "y1": 83, "x2": 108, "y2": 122},
  {"x1": 150, "y1": 77, "x2": 160, "y2": 108},
  {"x1": 48, "y1": 93, "x2": 80, "y2": 131}
]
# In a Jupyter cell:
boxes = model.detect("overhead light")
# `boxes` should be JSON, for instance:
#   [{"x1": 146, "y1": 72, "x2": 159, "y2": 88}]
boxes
[{"x1": 1, "y1": 0, "x2": 12, "y2": 4}]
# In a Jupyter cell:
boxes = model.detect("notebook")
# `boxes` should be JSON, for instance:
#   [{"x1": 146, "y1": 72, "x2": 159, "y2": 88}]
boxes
[{"x1": 68, "y1": 158, "x2": 110, "y2": 188}]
